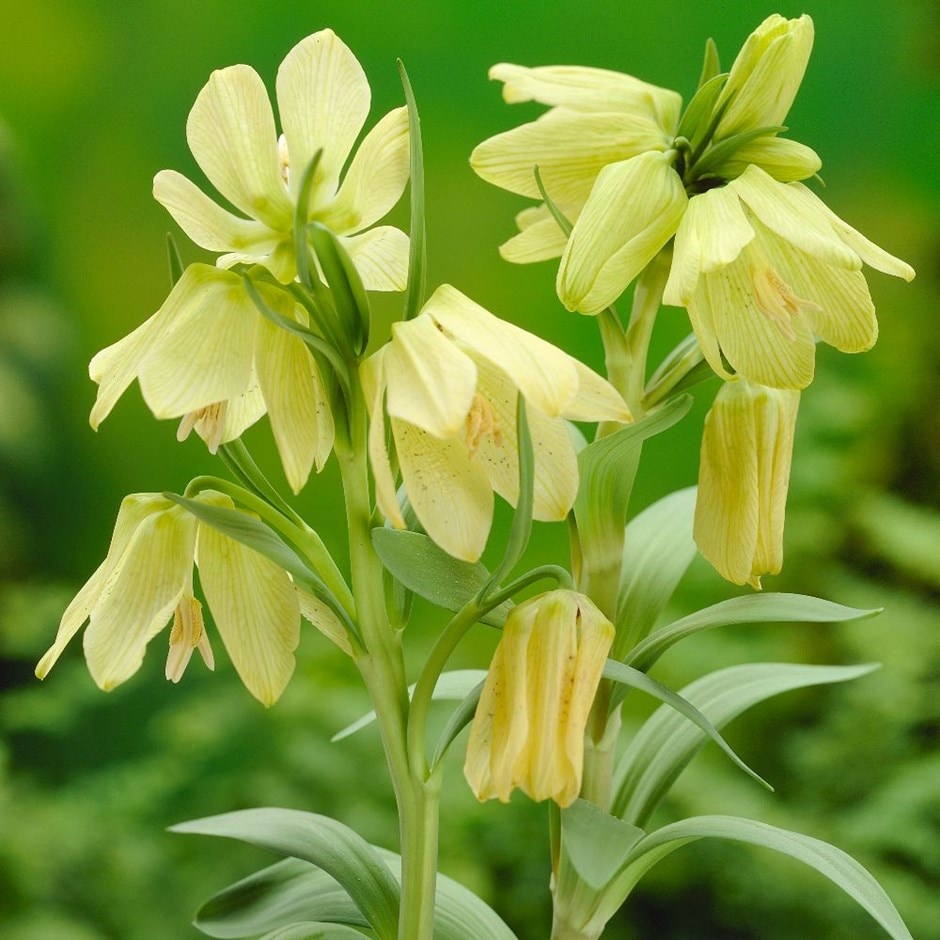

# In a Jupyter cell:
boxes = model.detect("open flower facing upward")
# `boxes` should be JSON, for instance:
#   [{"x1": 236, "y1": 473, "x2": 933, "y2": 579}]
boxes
[
  {"x1": 89, "y1": 264, "x2": 334, "y2": 493},
  {"x1": 663, "y1": 165, "x2": 915, "y2": 389},
  {"x1": 36, "y1": 492, "x2": 301, "y2": 706},
  {"x1": 464, "y1": 590, "x2": 615, "y2": 807},
  {"x1": 154, "y1": 29, "x2": 409, "y2": 290},
  {"x1": 694, "y1": 379, "x2": 800, "y2": 590},
  {"x1": 362, "y1": 285, "x2": 632, "y2": 562}
]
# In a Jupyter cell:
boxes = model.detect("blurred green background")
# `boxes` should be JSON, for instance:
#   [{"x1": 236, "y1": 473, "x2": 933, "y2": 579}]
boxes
[{"x1": 1, "y1": 0, "x2": 937, "y2": 937}]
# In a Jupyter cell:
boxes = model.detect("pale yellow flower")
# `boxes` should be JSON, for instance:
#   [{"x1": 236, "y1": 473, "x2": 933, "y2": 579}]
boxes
[
  {"x1": 153, "y1": 29, "x2": 409, "y2": 289},
  {"x1": 694, "y1": 379, "x2": 800, "y2": 590},
  {"x1": 36, "y1": 492, "x2": 301, "y2": 706},
  {"x1": 89, "y1": 264, "x2": 334, "y2": 493},
  {"x1": 464, "y1": 590, "x2": 614, "y2": 807},
  {"x1": 663, "y1": 165, "x2": 915, "y2": 389},
  {"x1": 362, "y1": 285, "x2": 631, "y2": 562}
]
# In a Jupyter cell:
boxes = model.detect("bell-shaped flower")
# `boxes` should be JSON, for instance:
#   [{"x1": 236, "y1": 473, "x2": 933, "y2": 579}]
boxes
[
  {"x1": 36, "y1": 492, "x2": 301, "y2": 706},
  {"x1": 362, "y1": 285, "x2": 631, "y2": 562},
  {"x1": 714, "y1": 14, "x2": 815, "y2": 140},
  {"x1": 664, "y1": 165, "x2": 915, "y2": 389},
  {"x1": 694, "y1": 379, "x2": 800, "y2": 590},
  {"x1": 464, "y1": 590, "x2": 614, "y2": 807},
  {"x1": 89, "y1": 263, "x2": 334, "y2": 493},
  {"x1": 153, "y1": 29, "x2": 409, "y2": 290}
]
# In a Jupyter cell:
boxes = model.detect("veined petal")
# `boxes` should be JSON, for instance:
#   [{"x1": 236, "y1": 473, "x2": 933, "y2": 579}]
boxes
[
  {"x1": 471, "y1": 108, "x2": 672, "y2": 203},
  {"x1": 788, "y1": 183, "x2": 916, "y2": 281},
  {"x1": 186, "y1": 65, "x2": 292, "y2": 230},
  {"x1": 318, "y1": 106, "x2": 409, "y2": 233},
  {"x1": 426, "y1": 284, "x2": 580, "y2": 417},
  {"x1": 715, "y1": 137, "x2": 822, "y2": 182},
  {"x1": 393, "y1": 417, "x2": 493, "y2": 562},
  {"x1": 685, "y1": 287, "x2": 735, "y2": 382},
  {"x1": 256, "y1": 309, "x2": 334, "y2": 493},
  {"x1": 500, "y1": 207, "x2": 572, "y2": 264},
  {"x1": 664, "y1": 184, "x2": 754, "y2": 306},
  {"x1": 364, "y1": 354, "x2": 406, "y2": 529},
  {"x1": 558, "y1": 152, "x2": 687, "y2": 314},
  {"x1": 341, "y1": 226, "x2": 409, "y2": 292},
  {"x1": 298, "y1": 589, "x2": 352, "y2": 656},
  {"x1": 83, "y1": 503, "x2": 197, "y2": 691},
  {"x1": 153, "y1": 169, "x2": 278, "y2": 253},
  {"x1": 385, "y1": 313, "x2": 477, "y2": 438},
  {"x1": 276, "y1": 29, "x2": 370, "y2": 194},
  {"x1": 489, "y1": 63, "x2": 682, "y2": 131},
  {"x1": 197, "y1": 512, "x2": 300, "y2": 707},
  {"x1": 562, "y1": 360, "x2": 632, "y2": 423},
  {"x1": 218, "y1": 239, "x2": 297, "y2": 284},
  {"x1": 186, "y1": 378, "x2": 267, "y2": 447},
  {"x1": 732, "y1": 166, "x2": 860, "y2": 270},
  {"x1": 137, "y1": 269, "x2": 256, "y2": 418}
]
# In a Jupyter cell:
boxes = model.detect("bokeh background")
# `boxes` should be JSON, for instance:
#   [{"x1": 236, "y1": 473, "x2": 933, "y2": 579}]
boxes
[{"x1": 1, "y1": 0, "x2": 937, "y2": 937}]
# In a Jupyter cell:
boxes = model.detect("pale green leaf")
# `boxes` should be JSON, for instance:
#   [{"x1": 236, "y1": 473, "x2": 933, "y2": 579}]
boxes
[
  {"x1": 398, "y1": 59, "x2": 427, "y2": 321},
  {"x1": 259, "y1": 924, "x2": 368, "y2": 939},
  {"x1": 561, "y1": 799, "x2": 645, "y2": 889}
]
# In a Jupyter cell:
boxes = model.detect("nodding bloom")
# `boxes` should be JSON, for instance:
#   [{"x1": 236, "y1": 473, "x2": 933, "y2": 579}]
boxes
[
  {"x1": 89, "y1": 264, "x2": 334, "y2": 493},
  {"x1": 464, "y1": 590, "x2": 615, "y2": 807},
  {"x1": 694, "y1": 379, "x2": 800, "y2": 590},
  {"x1": 663, "y1": 165, "x2": 915, "y2": 389},
  {"x1": 36, "y1": 492, "x2": 303, "y2": 706},
  {"x1": 362, "y1": 284, "x2": 632, "y2": 562},
  {"x1": 153, "y1": 28, "x2": 410, "y2": 290}
]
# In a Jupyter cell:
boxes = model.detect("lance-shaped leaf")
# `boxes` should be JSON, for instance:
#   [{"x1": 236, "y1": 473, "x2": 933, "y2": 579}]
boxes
[
  {"x1": 172, "y1": 809, "x2": 400, "y2": 940},
  {"x1": 626, "y1": 593, "x2": 880, "y2": 673},
  {"x1": 398, "y1": 59, "x2": 426, "y2": 321},
  {"x1": 596, "y1": 816, "x2": 913, "y2": 940},
  {"x1": 372, "y1": 528, "x2": 513, "y2": 625},
  {"x1": 560, "y1": 799, "x2": 645, "y2": 890},
  {"x1": 611, "y1": 662, "x2": 877, "y2": 826}
]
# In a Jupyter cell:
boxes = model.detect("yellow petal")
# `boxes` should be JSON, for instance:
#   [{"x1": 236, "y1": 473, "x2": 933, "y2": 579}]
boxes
[
  {"x1": 341, "y1": 226, "x2": 410, "y2": 292},
  {"x1": 558, "y1": 152, "x2": 687, "y2": 314},
  {"x1": 318, "y1": 107, "x2": 409, "y2": 233},
  {"x1": 500, "y1": 214, "x2": 570, "y2": 264},
  {"x1": 715, "y1": 137, "x2": 822, "y2": 183},
  {"x1": 197, "y1": 514, "x2": 301, "y2": 707},
  {"x1": 362, "y1": 351, "x2": 406, "y2": 530},
  {"x1": 393, "y1": 417, "x2": 494, "y2": 562},
  {"x1": 562, "y1": 360, "x2": 632, "y2": 423},
  {"x1": 297, "y1": 589, "x2": 352, "y2": 656},
  {"x1": 276, "y1": 29, "x2": 370, "y2": 194},
  {"x1": 186, "y1": 64, "x2": 292, "y2": 230}
]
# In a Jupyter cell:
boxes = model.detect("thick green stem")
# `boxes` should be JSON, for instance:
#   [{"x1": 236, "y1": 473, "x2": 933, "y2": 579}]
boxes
[
  {"x1": 621, "y1": 255, "x2": 670, "y2": 418},
  {"x1": 338, "y1": 383, "x2": 440, "y2": 940}
]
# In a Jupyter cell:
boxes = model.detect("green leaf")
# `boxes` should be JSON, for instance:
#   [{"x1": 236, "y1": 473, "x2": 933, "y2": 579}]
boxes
[
  {"x1": 614, "y1": 486, "x2": 697, "y2": 659},
  {"x1": 398, "y1": 59, "x2": 427, "y2": 321},
  {"x1": 259, "y1": 924, "x2": 369, "y2": 939},
  {"x1": 602, "y1": 660, "x2": 770, "y2": 793},
  {"x1": 371, "y1": 528, "x2": 513, "y2": 626},
  {"x1": 308, "y1": 222, "x2": 370, "y2": 355},
  {"x1": 691, "y1": 124, "x2": 787, "y2": 178},
  {"x1": 611, "y1": 662, "x2": 877, "y2": 826},
  {"x1": 332, "y1": 669, "x2": 487, "y2": 742},
  {"x1": 626, "y1": 593, "x2": 880, "y2": 673},
  {"x1": 430, "y1": 677, "x2": 485, "y2": 769},
  {"x1": 697, "y1": 37, "x2": 721, "y2": 89},
  {"x1": 534, "y1": 166, "x2": 573, "y2": 236},
  {"x1": 166, "y1": 233, "x2": 184, "y2": 286},
  {"x1": 293, "y1": 149, "x2": 323, "y2": 293},
  {"x1": 607, "y1": 816, "x2": 913, "y2": 940},
  {"x1": 574, "y1": 397, "x2": 692, "y2": 595},
  {"x1": 677, "y1": 71, "x2": 727, "y2": 144},
  {"x1": 172, "y1": 809, "x2": 400, "y2": 940},
  {"x1": 560, "y1": 800, "x2": 644, "y2": 890}
]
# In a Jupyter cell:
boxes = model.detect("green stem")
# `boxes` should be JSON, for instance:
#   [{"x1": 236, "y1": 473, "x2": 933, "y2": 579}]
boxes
[
  {"x1": 337, "y1": 383, "x2": 440, "y2": 940},
  {"x1": 621, "y1": 255, "x2": 670, "y2": 418}
]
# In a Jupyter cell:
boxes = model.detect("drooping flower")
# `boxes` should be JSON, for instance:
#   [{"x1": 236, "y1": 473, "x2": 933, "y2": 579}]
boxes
[
  {"x1": 694, "y1": 379, "x2": 800, "y2": 590},
  {"x1": 464, "y1": 590, "x2": 615, "y2": 807},
  {"x1": 472, "y1": 15, "x2": 826, "y2": 315},
  {"x1": 663, "y1": 165, "x2": 915, "y2": 389},
  {"x1": 153, "y1": 29, "x2": 409, "y2": 290},
  {"x1": 36, "y1": 492, "x2": 301, "y2": 706},
  {"x1": 89, "y1": 264, "x2": 334, "y2": 493},
  {"x1": 362, "y1": 285, "x2": 631, "y2": 562}
]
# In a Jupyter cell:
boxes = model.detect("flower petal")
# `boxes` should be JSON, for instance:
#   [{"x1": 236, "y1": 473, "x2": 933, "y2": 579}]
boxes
[
  {"x1": 298, "y1": 589, "x2": 352, "y2": 656},
  {"x1": 276, "y1": 29, "x2": 370, "y2": 194},
  {"x1": 500, "y1": 209, "x2": 571, "y2": 264},
  {"x1": 137, "y1": 269, "x2": 257, "y2": 418},
  {"x1": 341, "y1": 226, "x2": 409, "y2": 292},
  {"x1": 562, "y1": 360, "x2": 632, "y2": 423},
  {"x1": 393, "y1": 417, "x2": 493, "y2": 562},
  {"x1": 362, "y1": 351, "x2": 406, "y2": 529},
  {"x1": 471, "y1": 108, "x2": 672, "y2": 204},
  {"x1": 153, "y1": 169, "x2": 278, "y2": 253},
  {"x1": 318, "y1": 106, "x2": 409, "y2": 233},
  {"x1": 426, "y1": 284, "x2": 580, "y2": 417},
  {"x1": 558, "y1": 152, "x2": 687, "y2": 314},
  {"x1": 715, "y1": 137, "x2": 822, "y2": 183},
  {"x1": 186, "y1": 64, "x2": 292, "y2": 230},
  {"x1": 197, "y1": 512, "x2": 300, "y2": 707},
  {"x1": 256, "y1": 305, "x2": 335, "y2": 493},
  {"x1": 385, "y1": 312, "x2": 477, "y2": 438}
]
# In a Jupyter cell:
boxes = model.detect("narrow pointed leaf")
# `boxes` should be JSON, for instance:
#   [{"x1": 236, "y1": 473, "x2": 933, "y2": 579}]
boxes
[
  {"x1": 398, "y1": 59, "x2": 427, "y2": 321},
  {"x1": 626, "y1": 594, "x2": 880, "y2": 673},
  {"x1": 691, "y1": 124, "x2": 787, "y2": 178},
  {"x1": 698, "y1": 37, "x2": 721, "y2": 89},
  {"x1": 173, "y1": 809, "x2": 400, "y2": 940},
  {"x1": 561, "y1": 799, "x2": 645, "y2": 889},
  {"x1": 677, "y1": 72, "x2": 727, "y2": 143},
  {"x1": 612, "y1": 662, "x2": 877, "y2": 826},
  {"x1": 431, "y1": 677, "x2": 486, "y2": 768},
  {"x1": 167, "y1": 233, "x2": 185, "y2": 286}
]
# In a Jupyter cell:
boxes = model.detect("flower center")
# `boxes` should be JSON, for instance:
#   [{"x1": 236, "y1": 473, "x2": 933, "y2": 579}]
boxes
[
  {"x1": 465, "y1": 394, "x2": 502, "y2": 456},
  {"x1": 165, "y1": 594, "x2": 214, "y2": 683},
  {"x1": 177, "y1": 402, "x2": 228, "y2": 454},
  {"x1": 751, "y1": 264, "x2": 820, "y2": 341}
]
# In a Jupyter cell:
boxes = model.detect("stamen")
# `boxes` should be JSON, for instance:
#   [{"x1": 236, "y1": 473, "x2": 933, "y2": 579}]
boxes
[
  {"x1": 751, "y1": 265, "x2": 821, "y2": 341},
  {"x1": 277, "y1": 134, "x2": 291, "y2": 185},
  {"x1": 465, "y1": 395, "x2": 502, "y2": 456},
  {"x1": 166, "y1": 595, "x2": 213, "y2": 682},
  {"x1": 177, "y1": 402, "x2": 228, "y2": 454}
]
